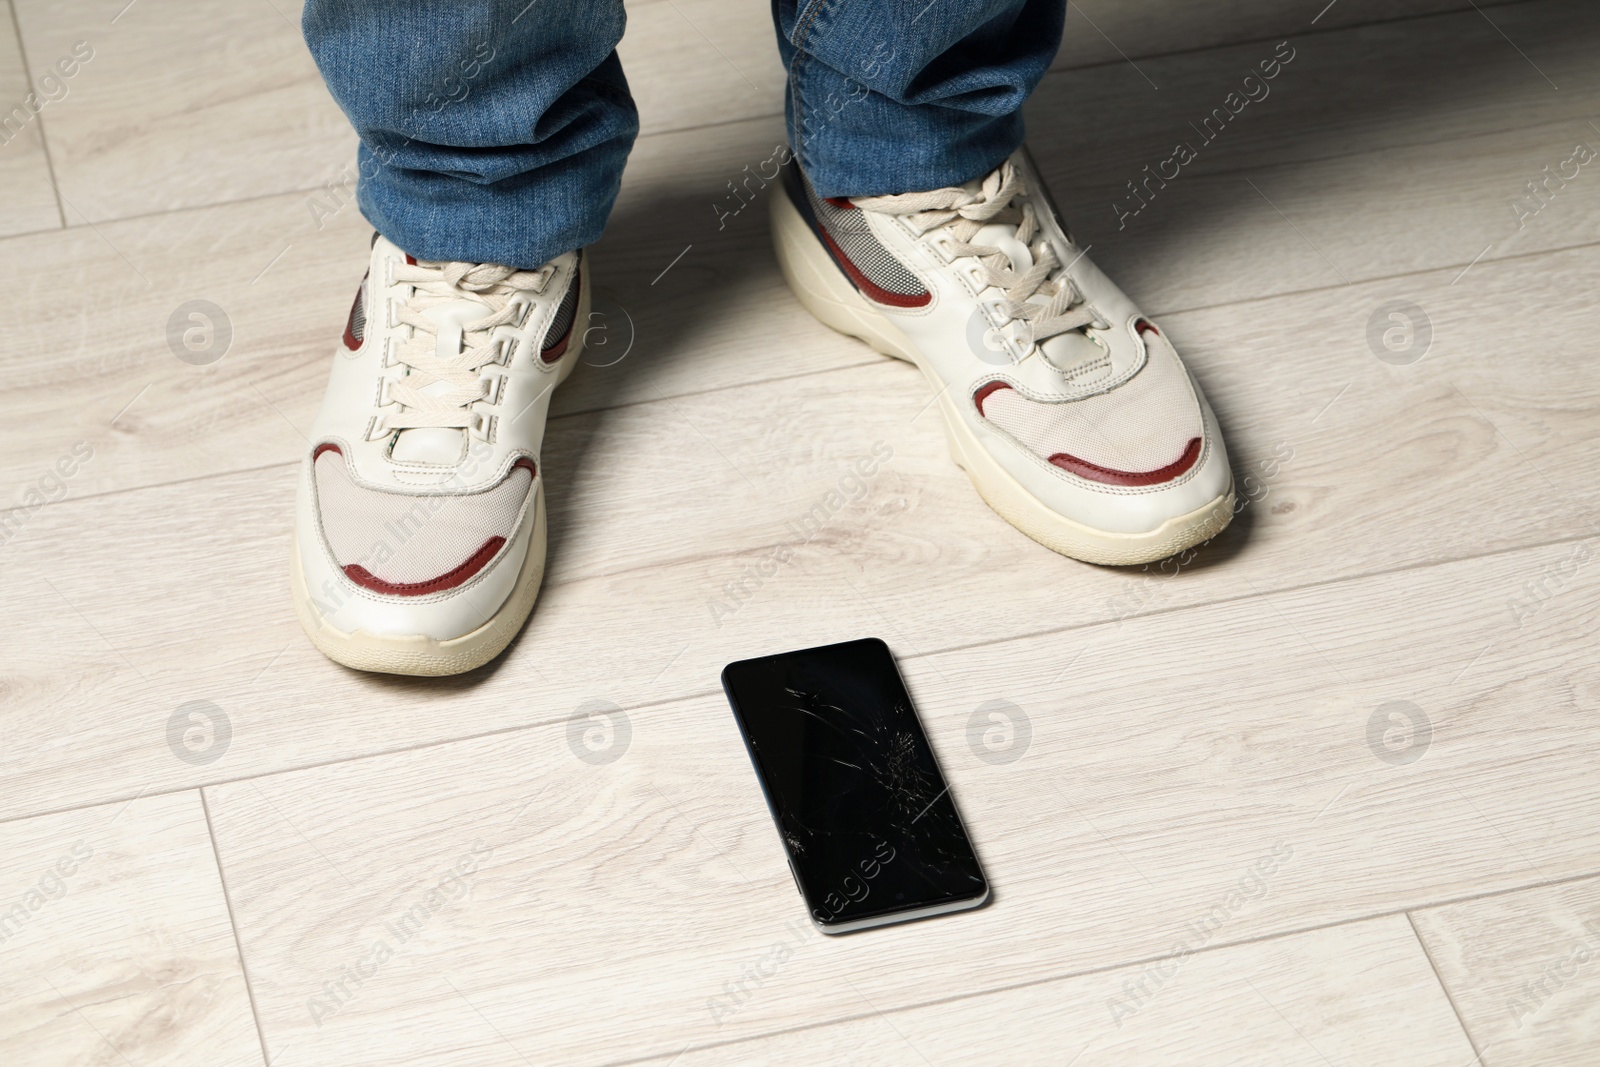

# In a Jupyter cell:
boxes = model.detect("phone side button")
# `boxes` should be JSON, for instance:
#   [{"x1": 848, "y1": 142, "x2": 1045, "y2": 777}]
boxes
[{"x1": 786, "y1": 858, "x2": 803, "y2": 897}]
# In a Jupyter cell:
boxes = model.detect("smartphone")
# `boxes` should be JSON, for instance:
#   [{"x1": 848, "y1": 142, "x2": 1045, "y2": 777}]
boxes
[{"x1": 721, "y1": 637, "x2": 989, "y2": 934}]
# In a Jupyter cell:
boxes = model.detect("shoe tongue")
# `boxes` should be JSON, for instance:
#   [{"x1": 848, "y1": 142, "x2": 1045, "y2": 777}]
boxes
[
  {"x1": 391, "y1": 297, "x2": 488, "y2": 465},
  {"x1": 392, "y1": 426, "x2": 466, "y2": 464},
  {"x1": 972, "y1": 222, "x2": 1028, "y2": 267},
  {"x1": 968, "y1": 222, "x2": 1102, "y2": 374},
  {"x1": 1039, "y1": 332, "x2": 1104, "y2": 373}
]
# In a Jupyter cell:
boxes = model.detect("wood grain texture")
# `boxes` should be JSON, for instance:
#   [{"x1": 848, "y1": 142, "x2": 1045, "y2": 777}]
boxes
[
  {"x1": 195, "y1": 533, "x2": 1600, "y2": 1065},
  {"x1": 0, "y1": 0, "x2": 60, "y2": 236},
  {"x1": 620, "y1": 0, "x2": 786, "y2": 137},
  {"x1": 8, "y1": 0, "x2": 782, "y2": 226},
  {"x1": 636, "y1": 917, "x2": 1477, "y2": 1066},
  {"x1": 2, "y1": 228, "x2": 1597, "y2": 822},
  {"x1": 0, "y1": 791, "x2": 262, "y2": 1067},
  {"x1": 1050, "y1": 0, "x2": 1539, "y2": 70},
  {"x1": 0, "y1": 191, "x2": 378, "y2": 500},
  {"x1": 1030, "y1": 0, "x2": 1598, "y2": 203},
  {"x1": 2, "y1": 3, "x2": 1594, "y2": 505},
  {"x1": 6, "y1": 91, "x2": 1600, "y2": 506},
  {"x1": 0, "y1": 115, "x2": 870, "y2": 502},
  {"x1": 1, "y1": 2, "x2": 1594, "y2": 1063},
  {"x1": 1413, "y1": 876, "x2": 1600, "y2": 1065},
  {"x1": 1046, "y1": 113, "x2": 1600, "y2": 313},
  {"x1": 9, "y1": 0, "x2": 354, "y2": 223}
]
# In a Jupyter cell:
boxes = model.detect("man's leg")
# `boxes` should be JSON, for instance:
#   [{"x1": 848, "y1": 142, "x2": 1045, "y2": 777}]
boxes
[
  {"x1": 771, "y1": 0, "x2": 1063, "y2": 197},
  {"x1": 303, "y1": 0, "x2": 637, "y2": 268},
  {"x1": 292, "y1": 0, "x2": 633, "y2": 676},
  {"x1": 768, "y1": 0, "x2": 1238, "y2": 566}
]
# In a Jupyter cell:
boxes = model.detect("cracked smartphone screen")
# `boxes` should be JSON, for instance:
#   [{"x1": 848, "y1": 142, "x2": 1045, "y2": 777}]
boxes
[{"x1": 722, "y1": 638, "x2": 987, "y2": 931}]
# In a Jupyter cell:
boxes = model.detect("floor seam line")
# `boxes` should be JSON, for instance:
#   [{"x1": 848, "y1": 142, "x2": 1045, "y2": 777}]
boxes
[
  {"x1": 2, "y1": 524, "x2": 1596, "y2": 828},
  {"x1": 200, "y1": 787, "x2": 275, "y2": 1067},
  {"x1": 592, "y1": 865, "x2": 1600, "y2": 1067},
  {"x1": 1405, "y1": 910, "x2": 1492, "y2": 1065}
]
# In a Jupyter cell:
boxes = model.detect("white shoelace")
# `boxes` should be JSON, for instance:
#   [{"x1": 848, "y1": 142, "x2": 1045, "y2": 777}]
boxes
[
  {"x1": 382, "y1": 260, "x2": 552, "y2": 433},
  {"x1": 855, "y1": 161, "x2": 1105, "y2": 348}
]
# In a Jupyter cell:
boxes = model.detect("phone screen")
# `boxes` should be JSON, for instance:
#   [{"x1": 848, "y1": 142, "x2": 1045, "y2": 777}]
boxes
[{"x1": 721, "y1": 638, "x2": 988, "y2": 931}]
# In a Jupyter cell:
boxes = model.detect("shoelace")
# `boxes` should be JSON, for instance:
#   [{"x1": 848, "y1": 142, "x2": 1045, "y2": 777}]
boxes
[
  {"x1": 381, "y1": 260, "x2": 552, "y2": 433},
  {"x1": 855, "y1": 161, "x2": 1105, "y2": 350}
]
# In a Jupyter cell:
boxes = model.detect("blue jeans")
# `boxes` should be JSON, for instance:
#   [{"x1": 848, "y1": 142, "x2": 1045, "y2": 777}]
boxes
[{"x1": 304, "y1": 0, "x2": 1064, "y2": 269}]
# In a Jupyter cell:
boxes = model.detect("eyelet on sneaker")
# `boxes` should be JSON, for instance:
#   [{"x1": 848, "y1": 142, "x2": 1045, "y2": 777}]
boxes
[
  {"x1": 772, "y1": 152, "x2": 1231, "y2": 566},
  {"x1": 979, "y1": 294, "x2": 1007, "y2": 327},
  {"x1": 294, "y1": 233, "x2": 588, "y2": 677},
  {"x1": 1001, "y1": 324, "x2": 1029, "y2": 363}
]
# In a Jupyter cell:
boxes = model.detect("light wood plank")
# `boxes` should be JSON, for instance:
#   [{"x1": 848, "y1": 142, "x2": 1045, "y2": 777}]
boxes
[
  {"x1": 9, "y1": 0, "x2": 1570, "y2": 227},
  {"x1": 1030, "y1": 0, "x2": 1597, "y2": 194},
  {"x1": 1050, "y1": 0, "x2": 1532, "y2": 71},
  {"x1": 198, "y1": 534, "x2": 1600, "y2": 1064},
  {"x1": 6, "y1": 96, "x2": 1600, "y2": 504},
  {"x1": 2, "y1": 234, "x2": 1598, "y2": 819},
  {"x1": 4, "y1": 4, "x2": 1595, "y2": 502},
  {"x1": 9, "y1": 0, "x2": 786, "y2": 226},
  {"x1": 0, "y1": 791, "x2": 262, "y2": 1066},
  {"x1": 0, "y1": 190, "x2": 380, "y2": 500},
  {"x1": 640, "y1": 917, "x2": 1476, "y2": 1066},
  {"x1": 1413, "y1": 876, "x2": 1600, "y2": 1065},
  {"x1": 1051, "y1": 114, "x2": 1600, "y2": 312},
  {"x1": 0, "y1": 0, "x2": 60, "y2": 236},
  {"x1": 620, "y1": 0, "x2": 785, "y2": 137},
  {"x1": 0, "y1": 114, "x2": 869, "y2": 501},
  {"x1": 0, "y1": 4, "x2": 1590, "y2": 1064},
  {"x1": 10, "y1": 0, "x2": 354, "y2": 223}
]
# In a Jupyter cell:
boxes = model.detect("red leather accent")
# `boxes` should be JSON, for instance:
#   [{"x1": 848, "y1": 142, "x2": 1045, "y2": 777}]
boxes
[
  {"x1": 973, "y1": 381, "x2": 1013, "y2": 416},
  {"x1": 814, "y1": 225, "x2": 931, "y2": 309},
  {"x1": 1137, "y1": 319, "x2": 1160, "y2": 337},
  {"x1": 540, "y1": 271, "x2": 581, "y2": 364},
  {"x1": 342, "y1": 283, "x2": 364, "y2": 351},
  {"x1": 824, "y1": 196, "x2": 856, "y2": 209},
  {"x1": 512, "y1": 457, "x2": 537, "y2": 477},
  {"x1": 1049, "y1": 437, "x2": 1203, "y2": 486},
  {"x1": 312, "y1": 442, "x2": 342, "y2": 461},
  {"x1": 343, "y1": 536, "x2": 506, "y2": 596},
  {"x1": 404, "y1": 254, "x2": 417, "y2": 266}
]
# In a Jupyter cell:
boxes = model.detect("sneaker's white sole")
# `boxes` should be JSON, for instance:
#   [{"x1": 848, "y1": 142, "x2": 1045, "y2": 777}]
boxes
[
  {"x1": 291, "y1": 272, "x2": 587, "y2": 677},
  {"x1": 291, "y1": 481, "x2": 548, "y2": 676},
  {"x1": 769, "y1": 188, "x2": 1234, "y2": 567}
]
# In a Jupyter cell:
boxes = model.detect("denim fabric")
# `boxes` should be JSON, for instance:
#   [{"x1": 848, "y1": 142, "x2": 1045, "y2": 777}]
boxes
[
  {"x1": 773, "y1": 0, "x2": 1063, "y2": 198},
  {"x1": 304, "y1": 0, "x2": 1062, "y2": 268}
]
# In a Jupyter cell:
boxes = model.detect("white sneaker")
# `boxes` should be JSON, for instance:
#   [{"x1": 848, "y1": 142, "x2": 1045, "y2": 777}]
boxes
[
  {"x1": 772, "y1": 149, "x2": 1234, "y2": 565},
  {"x1": 291, "y1": 235, "x2": 586, "y2": 675}
]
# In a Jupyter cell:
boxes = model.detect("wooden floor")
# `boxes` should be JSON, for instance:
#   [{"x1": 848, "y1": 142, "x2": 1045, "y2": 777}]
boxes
[{"x1": 1, "y1": 0, "x2": 1596, "y2": 1063}]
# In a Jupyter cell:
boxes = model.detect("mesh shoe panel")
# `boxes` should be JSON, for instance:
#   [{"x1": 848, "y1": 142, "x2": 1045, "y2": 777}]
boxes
[
  {"x1": 792, "y1": 171, "x2": 929, "y2": 304},
  {"x1": 314, "y1": 451, "x2": 531, "y2": 586},
  {"x1": 979, "y1": 337, "x2": 1204, "y2": 480},
  {"x1": 541, "y1": 254, "x2": 580, "y2": 361},
  {"x1": 343, "y1": 274, "x2": 367, "y2": 351}
]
